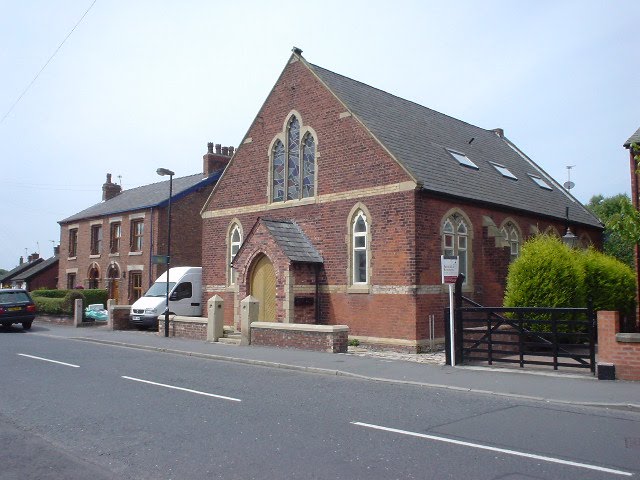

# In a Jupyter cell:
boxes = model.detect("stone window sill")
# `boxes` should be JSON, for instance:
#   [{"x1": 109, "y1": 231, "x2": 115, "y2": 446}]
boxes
[{"x1": 347, "y1": 285, "x2": 370, "y2": 294}]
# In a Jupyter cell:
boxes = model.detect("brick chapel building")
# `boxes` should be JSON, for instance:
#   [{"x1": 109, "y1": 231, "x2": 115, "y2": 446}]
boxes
[
  {"x1": 625, "y1": 126, "x2": 640, "y2": 319},
  {"x1": 200, "y1": 49, "x2": 602, "y2": 352},
  {"x1": 58, "y1": 144, "x2": 231, "y2": 304}
]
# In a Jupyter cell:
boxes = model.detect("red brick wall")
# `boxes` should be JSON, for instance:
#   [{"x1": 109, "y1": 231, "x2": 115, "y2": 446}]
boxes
[
  {"x1": 598, "y1": 310, "x2": 640, "y2": 381},
  {"x1": 250, "y1": 326, "x2": 348, "y2": 353},
  {"x1": 160, "y1": 317, "x2": 207, "y2": 340}
]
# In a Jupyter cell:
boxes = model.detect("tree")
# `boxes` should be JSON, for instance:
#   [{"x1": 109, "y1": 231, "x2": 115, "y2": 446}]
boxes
[{"x1": 586, "y1": 194, "x2": 636, "y2": 266}]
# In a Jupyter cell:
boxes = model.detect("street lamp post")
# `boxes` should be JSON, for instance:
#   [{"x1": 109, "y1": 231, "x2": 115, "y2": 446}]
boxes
[{"x1": 156, "y1": 167, "x2": 174, "y2": 337}]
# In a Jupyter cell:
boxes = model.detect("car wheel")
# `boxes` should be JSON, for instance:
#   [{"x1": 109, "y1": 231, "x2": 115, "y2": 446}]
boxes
[
  {"x1": 22, "y1": 321, "x2": 33, "y2": 330},
  {"x1": 1, "y1": 322, "x2": 11, "y2": 329}
]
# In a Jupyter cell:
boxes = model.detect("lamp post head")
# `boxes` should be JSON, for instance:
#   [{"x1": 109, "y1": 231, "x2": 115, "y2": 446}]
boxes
[
  {"x1": 562, "y1": 227, "x2": 578, "y2": 248},
  {"x1": 156, "y1": 168, "x2": 175, "y2": 177}
]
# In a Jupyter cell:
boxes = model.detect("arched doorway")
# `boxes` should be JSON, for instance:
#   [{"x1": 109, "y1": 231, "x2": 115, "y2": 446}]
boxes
[
  {"x1": 107, "y1": 264, "x2": 120, "y2": 303},
  {"x1": 88, "y1": 264, "x2": 100, "y2": 289},
  {"x1": 250, "y1": 255, "x2": 277, "y2": 322}
]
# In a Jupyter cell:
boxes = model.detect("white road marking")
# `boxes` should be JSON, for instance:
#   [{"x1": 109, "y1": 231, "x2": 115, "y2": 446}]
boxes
[
  {"x1": 17, "y1": 353, "x2": 80, "y2": 368},
  {"x1": 351, "y1": 421, "x2": 633, "y2": 477},
  {"x1": 121, "y1": 376, "x2": 241, "y2": 402}
]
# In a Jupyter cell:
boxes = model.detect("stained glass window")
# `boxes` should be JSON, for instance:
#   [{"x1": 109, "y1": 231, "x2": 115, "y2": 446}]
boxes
[
  {"x1": 302, "y1": 133, "x2": 315, "y2": 198},
  {"x1": 271, "y1": 115, "x2": 316, "y2": 202},
  {"x1": 272, "y1": 141, "x2": 285, "y2": 202},
  {"x1": 287, "y1": 116, "x2": 300, "y2": 200}
]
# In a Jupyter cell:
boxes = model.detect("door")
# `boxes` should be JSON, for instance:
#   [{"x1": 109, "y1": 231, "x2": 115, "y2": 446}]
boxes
[{"x1": 250, "y1": 255, "x2": 277, "y2": 322}]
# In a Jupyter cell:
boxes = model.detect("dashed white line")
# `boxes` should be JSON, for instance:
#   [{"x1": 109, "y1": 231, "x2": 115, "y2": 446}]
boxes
[
  {"x1": 17, "y1": 353, "x2": 80, "y2": 368},
  {"x1": 351, "y1": 421, "x2": 633, "y2": 477},
  {"x1": 121, "y1": 376, "x2": 241, "y2": 402}
]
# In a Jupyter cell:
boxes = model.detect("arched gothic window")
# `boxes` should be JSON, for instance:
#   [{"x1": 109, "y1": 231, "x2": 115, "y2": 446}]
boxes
[
  {"x1": 352, "y1": 211, "x2": 369, "y2": 285},
  {"x1": 271, "y1": 115, "x2": 315, "y2": 202},
  {"x1": 442, "y1": 214, "x2": 469, "y2": 281},
  {"x1": 228, "y1": 224, "x2": 242, "y2": 285},
  {"x1": 500, "y1": 222, "x2": 520, "y2": 261}
]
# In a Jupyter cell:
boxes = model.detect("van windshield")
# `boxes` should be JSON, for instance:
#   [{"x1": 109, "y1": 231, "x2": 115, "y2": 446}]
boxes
[{"x1": 144, "y1": 282, "x2": 176, "y2": 297}]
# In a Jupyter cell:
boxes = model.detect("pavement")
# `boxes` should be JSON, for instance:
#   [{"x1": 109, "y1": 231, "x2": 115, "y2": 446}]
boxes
[{"x1": 31, "y1": 320, "x2": 640, "y2": 412}]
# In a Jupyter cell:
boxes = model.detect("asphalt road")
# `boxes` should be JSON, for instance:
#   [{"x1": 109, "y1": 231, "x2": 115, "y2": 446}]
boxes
[{"x1": 1, "y1": 327, "x2": 639, "y2": 479}]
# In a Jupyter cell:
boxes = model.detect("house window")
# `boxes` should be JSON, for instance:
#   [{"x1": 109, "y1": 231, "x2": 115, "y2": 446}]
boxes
[
  {"x1": 228, "y1": 224, "x2": 242, "y2": 285},
  {"x1": 90, "y1": 225, "x2": 102, "y2": 255},
  {"x1": 443, "y1": 214, "x2": 469, "y2": 281},
  {"x1": 500, "y1": 222, "x2": 520, "y2": 261},
  {"x1": 66, "y1": 273, "x2": 76, "y2": 289},
  {"x1": 110, "y1": 222, "x2": 121, "y2": 253},
  {"x1": 271, "y1": 115, "x2": 315, "y2": 202},
  {"x1": 68, "y1": 228, "x2": 78, "y2": 257},
  {"x1": 130, "y1": 272, "x2": 143, "y2": 301},
  {"x1": 88, "y1": 265, "x2": 100, "y2": 289},
  {"x1": 352, "y1": 211, "x2": 369, "y2": 285},
  {"x1": 131, "y1": 220, "x2": 144, "y2": 252}
]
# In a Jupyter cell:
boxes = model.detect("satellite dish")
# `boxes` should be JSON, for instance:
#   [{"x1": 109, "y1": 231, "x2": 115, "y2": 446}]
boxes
[{"x1": 563, "y1": 181, "x2": 575, "y2": 190}]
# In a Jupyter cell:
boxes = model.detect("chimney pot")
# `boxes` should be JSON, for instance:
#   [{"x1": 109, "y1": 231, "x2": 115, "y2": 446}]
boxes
[
  {"x1": 19, "y1": 256, "x2": 24, "y2": 265},
  {"x1": 215, "y1": 144, "x2": 222, "y2": 154},
  {"x1": 229, "y1": 146, "x2": 235, "y2": 156},
  {"x1": 106, "y1": 173, "x2": 112, "y2": 183},
  {"x1": 207, "y1": 142, "x2": 214, "y2": 154},
  {"x1": 222, "y1": 147, "x2": 229, "y2": 156}
]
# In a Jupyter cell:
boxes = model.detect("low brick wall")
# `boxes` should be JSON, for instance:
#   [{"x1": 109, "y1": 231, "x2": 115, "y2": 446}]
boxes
[
  {"x1": 109, "y1": 305, "x2": 132, "y2": 330},
  {"x1": 251, "y1": 323, "x2": 348, "y2": 353},
  {"x1": 598, "y1": 311, "x2": 640, "y2": 381},
  {"x1": 35, "y1": 314, "x2": 74, "y2": 326},
  {"x1": 159, "y1": 315, "x2": 208, "y2": 340}
]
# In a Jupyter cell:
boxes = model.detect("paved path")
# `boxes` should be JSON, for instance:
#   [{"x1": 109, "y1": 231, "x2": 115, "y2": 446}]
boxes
[{"x1": 30, "y1": 321, "x2": 640, "y2": 412}]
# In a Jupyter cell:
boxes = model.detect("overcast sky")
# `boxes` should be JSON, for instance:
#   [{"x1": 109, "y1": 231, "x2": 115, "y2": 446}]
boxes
[{"x1": 0, "y1": 0, "x2": 637, "y2": 271}]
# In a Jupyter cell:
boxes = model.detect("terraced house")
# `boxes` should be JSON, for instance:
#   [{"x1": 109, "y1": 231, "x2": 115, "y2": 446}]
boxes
[
  {"x1": 57, "y1": 144, "x2": 231, "y2": 304},
  {"x1": 200, "y1": 48, "x2": 602, "y2": 352}
]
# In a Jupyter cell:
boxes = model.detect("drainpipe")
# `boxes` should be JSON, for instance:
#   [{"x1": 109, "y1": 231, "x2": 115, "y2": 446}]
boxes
[
  {"x1": 315, "y1": 264, "x2": 321, "y2": 324},
  {"x1": 148, "y1": 207, "x2": 154, "y2": 286}
]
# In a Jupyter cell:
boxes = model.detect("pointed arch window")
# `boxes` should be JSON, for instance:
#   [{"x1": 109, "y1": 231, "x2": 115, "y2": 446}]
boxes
[
  {"x1": 443, "y1": 215, "x2": 469, "y2": 281},
  {"x1": 228, "y1": 224, "x2": 242, "y2": 285},
  {"x1": 271, "y1": 115, "x2": 315, "y2": 202},
  {"x1": 500, "y1": 223, "x2": 520, "y2": 261},
  {"x1": 352, "y1": 211, "x2": 369, "y2": 284}
]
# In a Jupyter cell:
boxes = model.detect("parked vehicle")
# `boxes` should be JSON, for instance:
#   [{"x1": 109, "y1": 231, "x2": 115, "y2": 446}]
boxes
[
  {"x1": 130, "y1": 267, "x2": 202, "y2": 328},
  {"x1": 0, "y1": 288, "x2": 37, "y2": 330}
]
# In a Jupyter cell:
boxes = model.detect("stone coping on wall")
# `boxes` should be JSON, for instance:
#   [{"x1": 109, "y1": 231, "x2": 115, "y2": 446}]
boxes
[
  {"x1": 616, "y1": 333, "x2": 640, "y2": 343},
  {"x1": 250, "y1": 322, "x2": 348, "y2": 333},
  {"x1": 161, "y1": 315, "x2": 207, "y2": 324}
]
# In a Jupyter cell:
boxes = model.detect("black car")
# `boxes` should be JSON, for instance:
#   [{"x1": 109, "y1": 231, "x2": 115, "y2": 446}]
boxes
[{"x1": 0, "y1": 289, "x2": 36, "y2": 330}]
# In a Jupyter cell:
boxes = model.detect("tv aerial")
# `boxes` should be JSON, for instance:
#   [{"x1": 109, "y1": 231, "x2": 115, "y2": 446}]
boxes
[{"x1": 563, "y1": 165, "x2": 575, "y2": 191}]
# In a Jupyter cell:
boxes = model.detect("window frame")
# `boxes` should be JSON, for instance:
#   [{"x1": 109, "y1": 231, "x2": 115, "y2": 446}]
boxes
[
  {"x1": 90, "y1": 225, "x2": 102, "y2": 255},
  {"x1": 500, "y1": 221, "x2": 520, "y2": 261},
  {"x1": 130, "y1": 219, "x2": 144, "y2": 252},
  {"x1": 110, "y1": 222, "x2": 121, "y2": 254},
  {"x1": 228, "y1": 223, "x2": 242, "y2": 286},
  {"x1": 347, "y1": 205, "x2": 372, "y2": 292},
  {"x1": 68, "y1": 228, "x2": 78, "y2": 257},
  {"x1": 270, "y1": 113, "x2": 317, "y2": 203},
  {"x1": 442, "y1": 213, "x2": 471, "y2": 285},
  {"x1": 66, "y1": 272, "x2": 76, "y2": 289}
]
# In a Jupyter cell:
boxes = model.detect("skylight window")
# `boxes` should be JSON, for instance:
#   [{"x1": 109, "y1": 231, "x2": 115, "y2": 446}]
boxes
[
  {"x1": 528, "y1": 174, "x2": 552, "y2": 190},
  {"x1": 490, "y1": 162, "x2": 517, "y2": 180},
  {"x1": 446, "y1": 149, "x2": 478, "y2": 169}
]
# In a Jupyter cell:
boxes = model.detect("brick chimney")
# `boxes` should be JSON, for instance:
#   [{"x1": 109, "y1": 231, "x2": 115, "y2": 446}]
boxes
[
  {"x1": 19, "y1": 256, "x2": 24, "y2": 265},
  {"x1": 53, "y1": 245, "x2": 60, "y2": 256},
  {"x1": 28, "y1": 253, "x2": 39, "y2": 263},
  {"x1": 102, "y1": 173, "x2": 122, "y2": 201},
  {"x1": 492, "y1": 128, "x2": 505, "y2": 138},
  {"x1": 203, "y1": 142, "x2": 233, "y2": 177}
]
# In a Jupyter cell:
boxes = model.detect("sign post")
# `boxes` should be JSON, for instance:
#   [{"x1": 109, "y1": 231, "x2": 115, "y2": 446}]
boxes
[{"x1": 441, "y1": 255, "x2": 459, "y2": 366}]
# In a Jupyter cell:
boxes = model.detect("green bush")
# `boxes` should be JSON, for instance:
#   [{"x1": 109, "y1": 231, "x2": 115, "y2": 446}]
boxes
[
  {"x1": 31, "y1": 289, "x2": 67, "y2": 299},
  {"x1": 34, "y1": 296, "x2": 65, "y2": 315},
  {"x1": 62, "y1": 290, "x2": 86, "y2": 315},
  {"x1": 581, "y1": 248, "x2": 636, "y2": 316},
  {"x1": 504, "y1": 235, "x2": 585, "y2": 310},
  {"x1": 82, "y1": 289, "x2": 108, "y2": 307}
]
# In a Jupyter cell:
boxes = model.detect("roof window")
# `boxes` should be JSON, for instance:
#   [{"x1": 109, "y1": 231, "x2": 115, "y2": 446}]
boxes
[
  {"x1": 528, "y1": 174, "x2": 552, "y2": 190},
  {"x1": 446, "y1": 149, "x2": 478, "y2": 170},
  {"x1": 490, "y1": 162, "x2": 517, "y2": 180}
]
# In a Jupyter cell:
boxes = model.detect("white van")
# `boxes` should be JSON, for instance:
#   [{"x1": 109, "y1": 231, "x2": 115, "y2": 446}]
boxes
[{"x1": 129, "y1": 267, "x2": 202, "y2": 328}]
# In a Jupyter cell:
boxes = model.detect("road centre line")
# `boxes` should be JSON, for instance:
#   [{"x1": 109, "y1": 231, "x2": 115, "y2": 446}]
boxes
[
  {"x1": 351, "y1": 421, "x2": 633, "y2": 477},
  {"x1": 17, "y1": 353, "x2": 80, "y2": 368},
  {"x1": 121, "y1": 376, "x2": 242, "y2": 402}
]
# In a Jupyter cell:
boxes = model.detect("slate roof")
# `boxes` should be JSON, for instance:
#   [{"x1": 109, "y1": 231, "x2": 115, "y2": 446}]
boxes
[
  {"x1": 262, "y1": 219, "x2": 323, "y2": 263},
  {"x1": 624, "y1": 127, "x2": 640, "y2": 148},
  {"x1": 60, "y1": 171, "x2": 222, "y2": 224},
  {"x1": 308, "y1": 62, "x2": 601, "y2": 228},
  {"x1": 12, "y1": 255, "x2": 59, "y2": 282},
  {"x1": 0, "y1": 258, "x2": 44, "y2": 284}
]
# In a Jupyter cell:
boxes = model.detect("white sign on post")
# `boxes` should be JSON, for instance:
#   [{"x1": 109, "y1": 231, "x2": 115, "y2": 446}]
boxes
[{"x1": 441, "y1": 255, "x2": 459, "y2": 366}]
